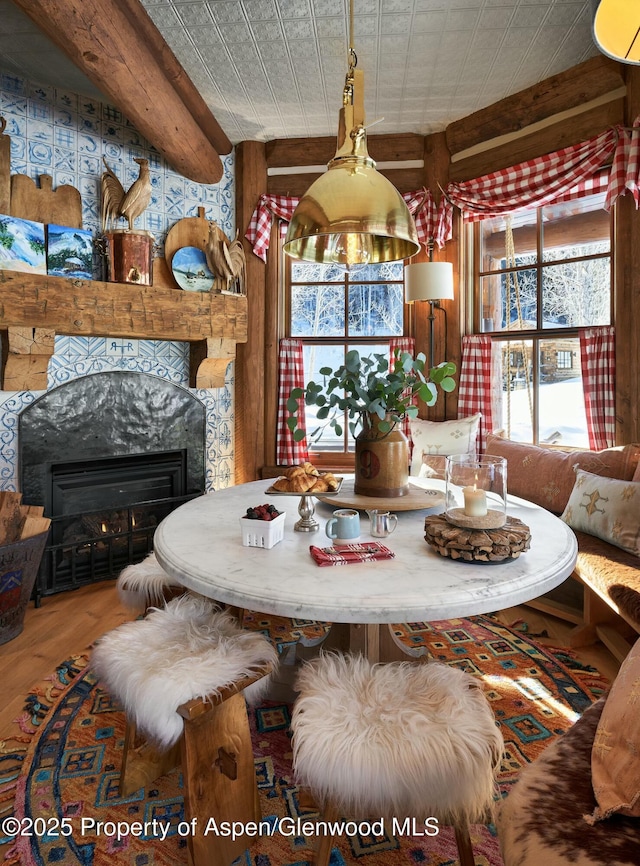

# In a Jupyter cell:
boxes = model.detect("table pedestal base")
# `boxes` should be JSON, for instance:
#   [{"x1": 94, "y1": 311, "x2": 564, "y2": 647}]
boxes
[{"x1": 325, "y1": 622, "x2": 428, "y2": 664}]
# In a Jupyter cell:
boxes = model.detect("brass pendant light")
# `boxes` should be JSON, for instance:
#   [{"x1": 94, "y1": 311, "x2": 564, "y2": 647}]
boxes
[{"x1": 283, "y1": 0, "x2": 420, "y2": 267}]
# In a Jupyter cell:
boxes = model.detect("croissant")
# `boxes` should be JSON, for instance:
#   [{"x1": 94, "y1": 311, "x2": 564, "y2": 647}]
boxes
[
  {"x1": 302, "y1": 461, "x2": 320, "y2": 476},
  {"x1": 309, "y1": 477, "x2": 329, "y2": 493},
  {"x1": 272, "y1": 478, "x2": 291, "y2": 492},
  {"x1": 284, "y1": 466, "x2": 306, "y2": 480},
  {"x1": 323, "y1": 473, "x2": 340, "y2": 491},
  {"x1": 294, "y1": 473, "x2": 317, "y2": 492}
]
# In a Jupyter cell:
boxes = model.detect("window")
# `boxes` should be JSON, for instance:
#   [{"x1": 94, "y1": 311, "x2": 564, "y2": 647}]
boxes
[
  {"x1": 287, "y1": 259, "x2": 406, "y2": 460},
  {"x1": 556, "y1": 350, "x2": 573, "y2": 370},
  {"x1": 473, "y1": 191, "x2": 612, "y2": 447}
]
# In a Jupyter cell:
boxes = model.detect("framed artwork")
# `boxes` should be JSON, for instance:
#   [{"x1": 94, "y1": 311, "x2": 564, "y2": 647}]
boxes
[
  {"x1": 46, "y1": 224, "x2": 93, "y2": 279},
  {"x1": 0, "y1": 214, "x2": 46, "y2": 274}
]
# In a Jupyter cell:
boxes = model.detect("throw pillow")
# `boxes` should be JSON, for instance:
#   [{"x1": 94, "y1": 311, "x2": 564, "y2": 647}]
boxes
[
  {"x1": 409, "y1": 414, "x2": 481, "y2": 477},
  {"x1": 561, "y1": 469, "x2": 640, "y2": 557},
  {"x1": 484, "y1": 435, "x2": 640, "y2": 514},
  {"x1": 588, "y1": 637, "x2": 640, "y2": 822}
]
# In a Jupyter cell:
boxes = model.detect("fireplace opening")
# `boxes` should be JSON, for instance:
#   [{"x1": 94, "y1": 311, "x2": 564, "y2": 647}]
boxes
[
  {"x1": 19, "y1": 371, "x2": 207, "y2": 602},
  {"x1": 40, "y1": 451, "x2": 196, "y2": 597}
]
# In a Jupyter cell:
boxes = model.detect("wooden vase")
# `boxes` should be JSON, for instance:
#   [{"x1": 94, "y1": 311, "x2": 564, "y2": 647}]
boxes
[{"x1": 354, "y1": 414, "x2": 410, "y2": 497}]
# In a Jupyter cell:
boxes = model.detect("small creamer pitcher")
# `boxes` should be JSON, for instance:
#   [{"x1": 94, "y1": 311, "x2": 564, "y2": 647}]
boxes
[{"x1": 367, "y1": 509, "x2": 398, "y2": 538}]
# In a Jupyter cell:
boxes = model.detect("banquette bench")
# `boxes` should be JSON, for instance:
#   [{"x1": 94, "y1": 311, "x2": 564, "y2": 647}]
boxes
[{"x1": 484, "y1": 435, "x2": 640, "y2": 662}]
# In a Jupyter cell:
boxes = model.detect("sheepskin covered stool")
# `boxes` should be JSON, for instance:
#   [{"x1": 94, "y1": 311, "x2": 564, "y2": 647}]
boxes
[
  {"x1": 92, "y1": 594, "x2": 278, "y2": 866},
  {"x1": 291, "y1": 653, "x2": 504, "y2": 866},
  {"x1": 116, "y1": 553, "x2": 333, "y2": 661},
  {"x1": 116, "y1": 551, "x2": 187, "y2": 613}
]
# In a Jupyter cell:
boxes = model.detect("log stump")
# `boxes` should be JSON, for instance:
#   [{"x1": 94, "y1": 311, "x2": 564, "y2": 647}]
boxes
[{"x1": 424, "y1": 514, "x2": 531, "y2": 562}]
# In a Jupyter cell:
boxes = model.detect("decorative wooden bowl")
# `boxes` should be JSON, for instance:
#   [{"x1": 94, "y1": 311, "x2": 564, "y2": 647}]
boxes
[{"x1": 424, "y1": 514, "x2": 531, "y2": 562}]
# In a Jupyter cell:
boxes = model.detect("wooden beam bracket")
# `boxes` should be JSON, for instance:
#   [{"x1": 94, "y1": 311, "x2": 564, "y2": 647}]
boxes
[{"x1": 1, "y1": 326, "x2": 56, "y2": 390}]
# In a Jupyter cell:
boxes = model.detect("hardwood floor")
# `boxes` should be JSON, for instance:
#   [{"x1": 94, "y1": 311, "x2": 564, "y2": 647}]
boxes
[
  {"x1": 0, "y1": 580, "x2": 130, "y2": 734},
  {"x1": 0, "y1": 581, "x2": 621, "y2": 734}
]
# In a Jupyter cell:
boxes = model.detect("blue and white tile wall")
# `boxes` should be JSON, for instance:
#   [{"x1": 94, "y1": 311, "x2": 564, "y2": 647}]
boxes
[{"x1": 0, "y1": 71, "x2": 236, "y2": 493}]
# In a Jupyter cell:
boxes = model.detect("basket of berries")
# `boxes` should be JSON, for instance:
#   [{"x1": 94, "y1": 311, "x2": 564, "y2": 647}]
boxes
[{"x1": 240, "y1": 504, "x2": 286, "y2": 549}]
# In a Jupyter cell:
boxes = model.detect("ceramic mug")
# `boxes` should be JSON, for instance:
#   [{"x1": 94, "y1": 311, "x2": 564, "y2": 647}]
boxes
[
  {"x1": 368, "y1": 509, "x2": 398, "y2": 537},
  {"x1": 325, "y1": 509, "x2": 360, "y2": 544}
]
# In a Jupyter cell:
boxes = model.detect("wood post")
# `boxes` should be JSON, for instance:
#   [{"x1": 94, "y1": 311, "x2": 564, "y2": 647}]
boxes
[{"x1": 234, "y1": 141, "x2": 268, "y2": 484}]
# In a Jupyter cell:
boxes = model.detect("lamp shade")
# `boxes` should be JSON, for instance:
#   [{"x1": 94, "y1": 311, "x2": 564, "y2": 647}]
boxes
[
  {"x1": 404, "y1": 261, "x2": 454, "y2": 303},
  {"x1": 593, "y1": 0, "x2": 640, "y2": 64},
  {"x1": 283, "y1": 157, "x2": 420, "y2": 266}
]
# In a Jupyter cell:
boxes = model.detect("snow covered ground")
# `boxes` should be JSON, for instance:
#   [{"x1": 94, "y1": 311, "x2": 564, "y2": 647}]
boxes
[{"x1": 500, "y1": 377, "x2": 589, "y2": 447}]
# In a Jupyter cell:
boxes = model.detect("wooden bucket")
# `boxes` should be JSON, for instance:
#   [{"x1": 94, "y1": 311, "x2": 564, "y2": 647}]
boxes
[
  {"x1": 105, "y1": 229, "x2": 154, "y2": 285},
  {"x1": 0, "y1": 530, "x2": 49, "y2": 644}
]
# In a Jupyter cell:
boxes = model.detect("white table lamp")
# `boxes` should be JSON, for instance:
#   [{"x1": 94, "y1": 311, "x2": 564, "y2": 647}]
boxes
[{"x1": 404, "y1": 261, "x2": 454, "y2": 368}]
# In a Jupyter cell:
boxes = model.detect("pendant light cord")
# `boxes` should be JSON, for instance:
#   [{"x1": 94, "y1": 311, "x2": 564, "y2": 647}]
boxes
[{"x1": 348, "y1": 0, "x2": 357, "y2": 70}]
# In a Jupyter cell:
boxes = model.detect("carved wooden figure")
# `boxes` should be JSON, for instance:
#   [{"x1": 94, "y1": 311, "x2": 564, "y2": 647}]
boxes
[{"x1": 101, "y1": 157, "x2": 152, "y2": 231}]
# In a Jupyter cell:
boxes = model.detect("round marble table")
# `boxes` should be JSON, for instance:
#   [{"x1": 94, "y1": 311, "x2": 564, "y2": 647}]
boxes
[{"x1": 154, "y1": 477, "x2": 578, "y2": 661}]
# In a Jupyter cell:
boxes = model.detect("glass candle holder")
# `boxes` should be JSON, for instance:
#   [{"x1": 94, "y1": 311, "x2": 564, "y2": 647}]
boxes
[{"x1": 445, "y1": 455, "x2": 507, "y2": 529}]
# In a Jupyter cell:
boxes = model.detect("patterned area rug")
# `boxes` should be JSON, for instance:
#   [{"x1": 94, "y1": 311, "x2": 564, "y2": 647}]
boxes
[{"x1": 0, "y1": 615, "x2": 606, "y2": 866}]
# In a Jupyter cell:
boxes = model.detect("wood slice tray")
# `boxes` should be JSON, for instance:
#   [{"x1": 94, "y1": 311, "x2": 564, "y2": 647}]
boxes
[
  {"x1": 424, "y1": 514, "x2": 531, "y2": 562},
  {"x1": 316, "y1": 478, "x2": 445, "y2": 512}
]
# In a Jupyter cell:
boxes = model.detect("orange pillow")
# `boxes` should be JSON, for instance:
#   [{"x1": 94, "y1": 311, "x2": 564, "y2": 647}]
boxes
[
  {"x1": 483, "y1": 436, "x2": 640, "y2": 514},
  {"x1": 588, "y1": 638, "x2": 640, "y2": 822}
]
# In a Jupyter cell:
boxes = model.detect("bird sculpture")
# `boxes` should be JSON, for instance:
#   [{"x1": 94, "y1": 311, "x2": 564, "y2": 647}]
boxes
[
  {"x1": 205, "y1": 223, "x2": 247, "y2": 294},
  {"x1": 227, "y1": 230, "x2": 246, "y2": 295},
  {"x1": 205, "y1": 222, "x2": 233, "y2": 292},
  {"x1": 101, "y1": 157, "x2": 152, "y2": 232}
]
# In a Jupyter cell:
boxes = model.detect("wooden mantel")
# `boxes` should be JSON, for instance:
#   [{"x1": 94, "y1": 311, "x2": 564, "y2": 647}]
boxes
[{"x1": 0, "y1": 270, "x2": 247, "y2": 391}]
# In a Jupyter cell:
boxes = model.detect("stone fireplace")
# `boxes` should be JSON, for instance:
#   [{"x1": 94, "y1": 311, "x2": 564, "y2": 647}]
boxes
[{"x1": 18, "y1": 371, "x2": 206, "y2": 601}]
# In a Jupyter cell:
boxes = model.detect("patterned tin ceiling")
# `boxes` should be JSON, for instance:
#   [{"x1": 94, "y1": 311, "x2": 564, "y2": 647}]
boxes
[{"x1": 0, "y1": 0, "x2": 600, "y2": 144}]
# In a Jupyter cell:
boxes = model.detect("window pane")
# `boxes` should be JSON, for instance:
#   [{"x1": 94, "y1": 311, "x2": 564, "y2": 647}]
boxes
[
  {"x1": 538, "y1": 338, "x2": 588, "y2": 448},
  {"x1": 541, "y1": 258, "x2": 610, "y2": 328},
  {"x1": 541, "y1": 192, "x2": 610, "y2": 257},
  {"x1": 291, "y1": 261, "x2": 345, "y2": 283},
  {"x1": 480, "y1": 208, "x2": 537, "y2": 272},
  {"x1": 348, "y1": 283, "x2": 404, "y2": 336},
  {"x1": 302, "y1": 343, "x2": 387, "y2": 452},
  {"x1": 480, "y1": 269, "x2": 538, "y2": 332},
  {"x1": 291, "y1": 285, "x2": 345, "y2": 336},
  {"x1": 497, "y1": 339, "x2": 533, "y2": 442},
  {"x1": 302, "y1": 344, "x2": 347, "y2": 450}
]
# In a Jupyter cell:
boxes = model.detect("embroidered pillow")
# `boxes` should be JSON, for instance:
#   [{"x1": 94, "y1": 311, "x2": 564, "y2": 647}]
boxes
[
  {"x1": 409, "y1": 414, "x2": 481, "y2": 477},
  {"x1": 561, "y1": 469, "x2": 640, "y2": 557},
  {"x1": 588, "y1": 637, "x2": 640, "y2": 822}
]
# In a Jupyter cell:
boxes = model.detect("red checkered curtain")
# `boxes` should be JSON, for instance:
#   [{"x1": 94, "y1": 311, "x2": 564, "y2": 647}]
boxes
[
  {"x1": 434, "y1": 125, "x2": 629, "y2": 248},
  {"x1": 246, "y1": 191, "x2": 437, "y2": 260},
  {"x1": 389, "y1": 337, "x2": 416, "y2": 443},
  {"x1": 276, "y1": 338, "x2": 309, "y2": 465},
  {"x1": 606, "y1": 120, "x2": 640, "y2": 208},
  {"x1": 245, "y1": 195, "x2": 300, "y2": 262},
  {"x1": 457, "y1": 335, "x2": 494, "y2": 455},
  {"x1": 580, "y1": 327, "x2": 616, "y2": 451}
]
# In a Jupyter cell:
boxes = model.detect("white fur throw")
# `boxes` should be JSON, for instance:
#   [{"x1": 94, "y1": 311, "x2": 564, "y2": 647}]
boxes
[
  {"x1": 116, "y1": 552, "x2": 178, "y2": 613},
  {"x1": 292, "y1": 653, "x2": 503, "y2": 825},
  {"x1": 92, "y1": 594, "x2": 278, "y2": 749}
]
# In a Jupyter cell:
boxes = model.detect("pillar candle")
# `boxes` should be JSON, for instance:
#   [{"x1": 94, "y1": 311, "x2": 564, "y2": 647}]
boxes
[{"x1": 463, "y1": 485, "x2": 487, "y2": 517}]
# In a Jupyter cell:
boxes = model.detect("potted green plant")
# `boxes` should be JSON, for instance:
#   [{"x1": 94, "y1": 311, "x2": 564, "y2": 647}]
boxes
[{"x1": 287, "y1": 349, "x2": 456, "y2": 497}]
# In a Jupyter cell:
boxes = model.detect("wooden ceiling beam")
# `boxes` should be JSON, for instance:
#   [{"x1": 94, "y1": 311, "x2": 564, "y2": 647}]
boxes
[
  {"x1": 446, "y1": 55, "x2": 625, "y2": 157},
  {"x1": 12, "y1": 0, "x2": 232, "y2": 184},
  {"x1": 265, "y1": 133, "x2": 425, "y2": 168}
]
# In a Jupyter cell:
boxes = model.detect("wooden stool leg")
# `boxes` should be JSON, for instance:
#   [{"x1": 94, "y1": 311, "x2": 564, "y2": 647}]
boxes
[
  {"x1": 454, "y1": 823, "x2": 476, "y2": 866},
  {"x1": 314, "y1": 801, "x2": 339, "y2": 866},
  {"x1": 181, "y1": 691, "x2": 259, "y2": 866},
  {"x1": 119, "y1": 719, "x2": 181, "y2": 798}
]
